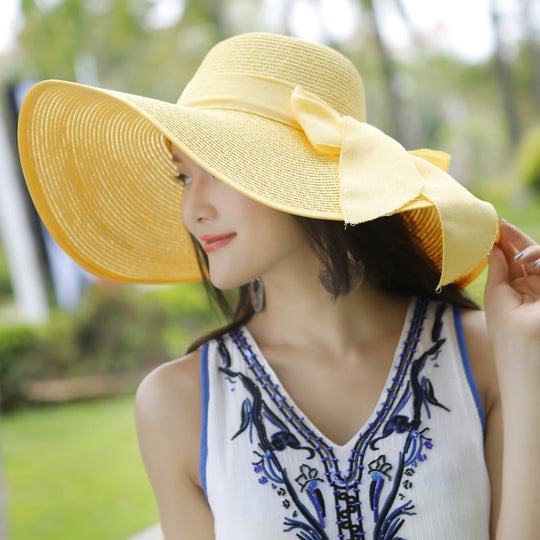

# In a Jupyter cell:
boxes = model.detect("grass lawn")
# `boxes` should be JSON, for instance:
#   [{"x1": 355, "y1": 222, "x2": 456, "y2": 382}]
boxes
[{"x1": 1, "y1": 394, "x2": 159, "y2": 540}]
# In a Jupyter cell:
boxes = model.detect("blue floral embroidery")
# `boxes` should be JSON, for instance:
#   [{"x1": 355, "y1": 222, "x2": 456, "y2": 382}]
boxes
[
  {"x1": 368, "y1": 456, "x2": 392, "y2": 481},
  {"x1": 216, "y1": 298, "x2": 451, "y2": 539}
]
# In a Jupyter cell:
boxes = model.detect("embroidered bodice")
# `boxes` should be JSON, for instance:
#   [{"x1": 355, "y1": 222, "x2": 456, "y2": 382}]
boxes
[{"x1": 199, "y1": 298, "x2": 491, "y2": 539}]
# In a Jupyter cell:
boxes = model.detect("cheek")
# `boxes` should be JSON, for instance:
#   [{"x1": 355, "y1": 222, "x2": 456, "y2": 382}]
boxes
[
  {"x1": 179, "y1": 188, "x2": 194, "y2": 231},
  {"x1": 180, "y1": 200, "x2": 189, "y2": 230},
  {"x1": 243, "y1": 204, "x2": 307, "y2": 254}
]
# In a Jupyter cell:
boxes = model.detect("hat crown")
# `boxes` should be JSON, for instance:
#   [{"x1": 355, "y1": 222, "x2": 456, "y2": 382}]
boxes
[
  {"x1": 18, "y1": 33, "x2": 498, "y2": 287},
  {"x1": 180, "y1": 33, "x2": 366, "y2": 121}
]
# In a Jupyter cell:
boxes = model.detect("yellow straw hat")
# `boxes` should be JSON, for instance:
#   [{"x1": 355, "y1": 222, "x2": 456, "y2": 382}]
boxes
[{"x1": 18, "y1": 32, "x2": 499, "y2": 288}]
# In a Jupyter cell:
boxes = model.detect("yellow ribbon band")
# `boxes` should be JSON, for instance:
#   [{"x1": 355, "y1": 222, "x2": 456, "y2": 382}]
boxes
[{"x1": 179, "y1": 73, "x2": 499, "y2": 287}]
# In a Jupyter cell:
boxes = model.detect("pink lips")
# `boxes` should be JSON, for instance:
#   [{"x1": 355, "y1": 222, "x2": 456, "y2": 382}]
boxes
[{"x1": 199, "y1": 233, "x2": 237, "y2": 253}]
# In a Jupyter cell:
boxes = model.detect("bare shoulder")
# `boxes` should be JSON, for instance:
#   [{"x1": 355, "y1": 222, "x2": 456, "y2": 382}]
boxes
[
  {"x1": 135, "y1": 348, "x2": 216, "y2": 537},
  {"x1": 136, "y1": 349, "x2": 202, "y2": 418},
  {"x1": 458, "y1": 308, "x2": 499, "y2": 412},
  {"x1": 459, "y1": 308, "x2": 490, "y2": 348},
  {"x1": 135, "y1": 349, "x2": 203, "y2": 483}
]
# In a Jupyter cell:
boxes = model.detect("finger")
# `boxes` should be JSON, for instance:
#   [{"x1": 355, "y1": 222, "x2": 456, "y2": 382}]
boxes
[
  {"x1": 512, "y1": 246, "x2": 540, "y2": 268},
  {"x1": 497, "y1": 230, "x2": 528, "y2": 281},
  {"x1": 499, "y1": 221, "x2": 536, "y2": 251},
  {"x1": 486, "y1": 244, "x2": 509, "y2": 293},
  {"x1": 498, "y1": 221, "x2": 540, "y2": 280}
]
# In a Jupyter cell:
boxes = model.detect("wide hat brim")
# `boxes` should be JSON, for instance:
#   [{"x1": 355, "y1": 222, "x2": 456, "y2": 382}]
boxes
[
  {"x1": 19, "y1": 80, "x2": 352, "y2": 283},
  {"x1": 18, "y1": 33, "x2": 499, "y2": 287}
]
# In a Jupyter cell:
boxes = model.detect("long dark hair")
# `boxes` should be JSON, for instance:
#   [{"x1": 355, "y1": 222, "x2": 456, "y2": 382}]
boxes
[{"x1": 186, "y1": 213, "x2": 478, "y2": 352}]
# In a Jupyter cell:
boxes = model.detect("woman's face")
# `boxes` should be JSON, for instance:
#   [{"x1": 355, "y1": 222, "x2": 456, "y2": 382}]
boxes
[{"x1": 172, "y1": 146, "x2": 312, "y2": 290}]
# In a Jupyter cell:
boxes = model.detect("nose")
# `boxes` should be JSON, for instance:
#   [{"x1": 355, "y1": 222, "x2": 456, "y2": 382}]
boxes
[{"x1": 181, "y1": 172, "x2": 217, "y2": 226}]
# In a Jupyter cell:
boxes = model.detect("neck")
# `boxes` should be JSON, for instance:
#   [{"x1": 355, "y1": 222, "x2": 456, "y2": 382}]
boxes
[{"x1": 246, "y1": 259, "x2": 410, "y2": 355}]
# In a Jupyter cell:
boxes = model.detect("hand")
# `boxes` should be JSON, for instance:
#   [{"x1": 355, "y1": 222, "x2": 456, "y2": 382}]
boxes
[
  {"x1": 485, "y1": 221, "x2": 540, "y2": 347},
  {"x1": 484, "y1": 222, "x2": 540, "y2": 540}
]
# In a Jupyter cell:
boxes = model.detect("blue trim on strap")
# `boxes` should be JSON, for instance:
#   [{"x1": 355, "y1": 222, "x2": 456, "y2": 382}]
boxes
[
  {"x1": 453, "y1": 305, "x2": 486, "y2": 438},
  {"x1": 200, "y1": 342, "x2": 210, "y2": 500}
]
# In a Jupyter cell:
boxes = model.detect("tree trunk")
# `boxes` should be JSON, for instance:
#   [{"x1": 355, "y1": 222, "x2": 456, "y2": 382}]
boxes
[
  {"x1": 0, "y1": 407, "x2": 5, "y2": 540},
  {"x1": 364, "y1": 0, "x2": 413, "y2": 147},
  {"x1": 521, "y1": 0, "x2": 540, "y2": 113},
  {"x1": 490, "y1": 0, "x2": 521, "y2": 147},
  {"x1": 392, "y1": 0, "x2": 420, "y2": 51}
]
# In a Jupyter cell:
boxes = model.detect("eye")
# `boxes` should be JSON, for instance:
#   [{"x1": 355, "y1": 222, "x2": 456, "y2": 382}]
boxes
[{"x1": 173, "y1": 173, "x2": 192, "y2": 186}]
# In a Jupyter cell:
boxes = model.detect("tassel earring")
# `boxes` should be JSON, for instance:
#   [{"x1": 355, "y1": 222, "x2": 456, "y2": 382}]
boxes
[
  {"x1": 348, "y1": 257, "x2": 365, "y2": 292},
  {"x1": 318, "y1": 253, "x2": 364, "y2": 296},
  {"x1": 248, "y1": 277, "x2": 265, "y2": 312}
]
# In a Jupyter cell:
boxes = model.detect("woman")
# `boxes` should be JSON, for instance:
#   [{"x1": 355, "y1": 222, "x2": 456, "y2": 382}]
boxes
[{"x1": 18, "y1": 33, "x2": 539, "y2": 539}]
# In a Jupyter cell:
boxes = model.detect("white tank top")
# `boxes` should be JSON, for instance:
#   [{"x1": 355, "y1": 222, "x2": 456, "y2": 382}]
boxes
[{"x1": 199, "y1": 298, "x2": 491, "y2": 539}]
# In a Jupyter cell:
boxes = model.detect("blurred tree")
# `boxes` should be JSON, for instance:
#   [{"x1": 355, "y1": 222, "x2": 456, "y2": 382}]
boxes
[
  {"x1": 352, "y1": 0, "x2": 426, "y2": 148},
  {"x1": 18, "y1": 0, "x2": 212, "y2": 98},
  {"x1": 489, "y1": 0, "x2": 521, "y2": 147},
  {"x1": 12, "y1": 0, "x2": 540, "y2": 183},
  {"x1": 184, "y1": 0, "x2": 227, "y2": 40},
  {"x1": 391, "y1": 0, "x2": 419, "y2": 50},
  {"x1": 17, "y1": 0, "x2": 266, "y2": 99},
  {"x1": 0, "y1": 418, "x2": 4, "y2": 540},
  {"x1": 520, "y1": 0, "x2": 540, "y2": 113},
  {"x1": 361, "y1": 0, "x2": 411, "y2": 146}
]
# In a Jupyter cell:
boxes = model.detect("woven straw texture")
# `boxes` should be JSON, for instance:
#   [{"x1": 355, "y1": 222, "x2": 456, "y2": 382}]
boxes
[{"x1": 18, "y1": 33, "x2": 496, "y2": 284}]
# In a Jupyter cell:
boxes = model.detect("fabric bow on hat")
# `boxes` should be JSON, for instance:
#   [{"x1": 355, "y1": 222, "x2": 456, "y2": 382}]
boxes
[
  {"x1": 289, "y1": 85, "x2": 499, "y2": 288},
  {"x1": 17, "y1": 33, "x2": 499, "y2": 286}
]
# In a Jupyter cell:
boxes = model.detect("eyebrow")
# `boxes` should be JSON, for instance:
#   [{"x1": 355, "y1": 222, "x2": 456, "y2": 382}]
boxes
[{"x1": 171, "y1": 155, "x2": 183, "y2": 164}]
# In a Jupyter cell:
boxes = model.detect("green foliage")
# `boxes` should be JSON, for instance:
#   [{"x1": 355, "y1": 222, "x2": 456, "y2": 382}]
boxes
[
  {"x1": 516, "y1": 124, "x2": 540, "y2": 193},
  {"x1": 0, "y1": 282, "x2": 221, "y2": 410},
  {"x1": 16, "y1": 0, "x2": 220, "y2": 101},
  {"x1": 0, "y1": 244, "x2": 12, "y2": 300},
  {"x1": 0, "y1": 324, "x2": 44, "y2": 408},
  {"x1": 462, "y1": 180, "x2": 540, "y2": 308},
  {"x1": 11, "y1": 0, "x2": 540, "y2": 187},
  {"x1": 2, "y1": 394, "x2": 158, "y2": 540}
]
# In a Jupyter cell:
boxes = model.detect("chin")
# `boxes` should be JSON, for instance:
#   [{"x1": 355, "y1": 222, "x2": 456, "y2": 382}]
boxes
[
  {"x1": 208, "y1": 271, "x2": 248, "y2": 291},
  {"x1": 207, "y1": 257, "x2": 262, "y2": 290},
  {"x1": 211, "y1": 281, "x2": 241, "y2": 292}
]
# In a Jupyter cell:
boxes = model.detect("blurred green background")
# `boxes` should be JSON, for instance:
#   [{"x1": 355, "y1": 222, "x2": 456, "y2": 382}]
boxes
[{"x1": 1, "y1": 0, "x2": 540, "y2": 539}]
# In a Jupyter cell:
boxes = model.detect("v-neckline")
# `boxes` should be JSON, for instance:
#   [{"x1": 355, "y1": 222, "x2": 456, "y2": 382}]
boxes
[{"x1": 234, "y1": 296, "x2": 423, "y2": 451}]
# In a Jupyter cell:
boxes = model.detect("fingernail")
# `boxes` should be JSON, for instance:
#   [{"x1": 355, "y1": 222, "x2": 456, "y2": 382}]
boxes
[
  {"x1": 514, "y1": 251, "x2": 524, "y2": 260},
  {"x1": 532, "y1": 259, "x2": 540, "y2": 268},
  {"x1": 501, "y1": 218, "x2": 508, "y2": 223}
]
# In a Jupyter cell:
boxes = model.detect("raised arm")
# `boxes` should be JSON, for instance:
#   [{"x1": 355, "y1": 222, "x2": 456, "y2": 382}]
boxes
[
  {"x1": 135, "y1": 351, "x2": 214, "y2": 539},
  {"x1": 484, "y1": 221, "x2": 540, "y2": 539}
]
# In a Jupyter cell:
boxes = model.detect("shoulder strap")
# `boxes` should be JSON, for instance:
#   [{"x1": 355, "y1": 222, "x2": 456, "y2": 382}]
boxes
[
  {"x1": 452, "y1": 305, "x2": 486, "y2": 438},
  {"x1": 200, "y1": 342, "x2": 210, "y2": 499}
]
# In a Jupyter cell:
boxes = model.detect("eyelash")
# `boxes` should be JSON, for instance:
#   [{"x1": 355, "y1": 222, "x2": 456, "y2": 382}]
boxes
[{"x1": 174, "y1": 173, "x2": 192, "y2": 186}]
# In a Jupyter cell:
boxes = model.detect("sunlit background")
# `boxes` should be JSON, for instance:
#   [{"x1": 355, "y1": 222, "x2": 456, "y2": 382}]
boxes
[
  {"x1": 0, "y1": 1, "x2": 540, "y2": 539},
  {"x1": 1, "y1": 0, "x2": 537, "y2": 61}
]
